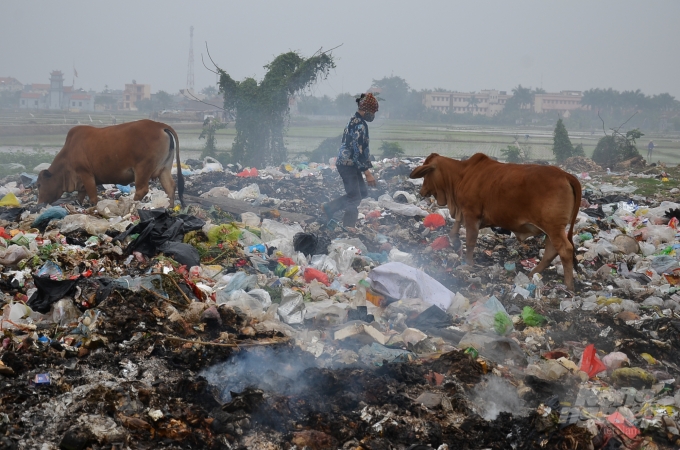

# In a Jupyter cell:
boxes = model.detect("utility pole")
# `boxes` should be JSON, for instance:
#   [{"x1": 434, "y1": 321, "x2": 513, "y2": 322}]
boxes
[{"x1": 186, "y1": 26, "x2": 195, "y2": 93}]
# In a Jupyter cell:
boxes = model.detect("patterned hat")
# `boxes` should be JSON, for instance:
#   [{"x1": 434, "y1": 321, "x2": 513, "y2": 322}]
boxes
[{"x1": 358, "y1": 93, "x2": 379, "y2": 113}]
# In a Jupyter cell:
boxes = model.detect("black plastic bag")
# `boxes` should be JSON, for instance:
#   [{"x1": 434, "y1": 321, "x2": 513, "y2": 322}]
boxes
[
  {"x1": 27, "y1": 275, "x2": 80, "y2": 313},
  {"x1": 293, "y1": 232, "x2": 330, "y2": 257},
  {"x1": 159, "y1": 241, "x2": 200, "y2": 268}
]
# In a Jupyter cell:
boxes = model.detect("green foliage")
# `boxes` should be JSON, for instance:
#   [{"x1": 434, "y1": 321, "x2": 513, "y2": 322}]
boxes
[
  {"x1": 219, "y1": 50, "x2": 335, "y2": 167},
  {"x1": 0, "y1": 148, "x2": 54, "y2": 178},
  {"x1": 307, "y1": 135, "x2": 341, "y2": 163},
  {"x1": 201, "y1": 86, "x2": 218, "y2": 97},
  {"x1": 573, "y1": 143, "x2": 586, "y2": 157},
  {"x1": 199, "y1": 117, "x2": 227, "y2": 159},
  {"x1": 135, "y1": 98, "x2": 153, "y2": 113},
  {"x1": 380, "y1": 141, "x2": 405, "y2": 158},
  {"x1": 552, "y1": 118, "x2": 575, "y2": 163},
  {"x1": 155, "y1": 91, "x2": 173, "y2": 110},
  {"x1": 501, "y1": 145, "x2": 524, "y2": 163},
  {"x1": 372, "y1": 76, "x2": 410, "y2": 118},
  {"x1": 592, "y1": 128, "x2": 643, "y2": 169}
]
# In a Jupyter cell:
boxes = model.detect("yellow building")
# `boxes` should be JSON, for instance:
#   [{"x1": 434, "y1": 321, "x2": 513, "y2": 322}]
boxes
[
  {"x1": 423, "y1": 90, "x2": 512, "y2": 116},
  {"x1": 122, "y1": 81, "x2": 151, "y2": 110}
]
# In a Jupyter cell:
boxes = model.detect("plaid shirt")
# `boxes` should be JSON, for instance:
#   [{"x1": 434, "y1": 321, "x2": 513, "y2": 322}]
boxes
[{"x1": 336, "y1": 112, "x2": 372, "y2": 171}]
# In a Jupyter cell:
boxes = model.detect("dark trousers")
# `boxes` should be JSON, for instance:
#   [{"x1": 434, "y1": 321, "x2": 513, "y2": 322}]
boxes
[{"x1": 327, "y1": 164, "x2": 367, "y2": 226}]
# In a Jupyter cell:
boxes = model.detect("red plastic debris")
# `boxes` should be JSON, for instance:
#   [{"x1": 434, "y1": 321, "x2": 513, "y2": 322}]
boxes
[
  {"x1": 277, "y1": 257, "x2": 295, "y2": 267},
  {"x1": 430, "y1": 236, "x2": 450, "y2": 251},
  {"x1": 237, "y1": 168, "x2": 259, "y2": 178},
  {"x1": 520, "y1": 258, "x2": 539, "y2": 270},
  {"x1": 580, "y1": 344, "x2": 607, "y2": 378},
  {"x1": 365, "y1": 210, "x2": 382, "y2": 220},
  {"x1": 0, "y1": 228, "x2": 10, "y2": 240},
  {"x1": 303, "y1": 268, "x2": 330, "y2": 286},
  {"x1": 542, "y1": 350, "x2": 569, "y2": 360},
  {"x1": 607, "y1": 411, "x2": 640, "y2": 439},
  {"x1": 423, "y1": 213, "x2": 446, "y2": 229}
]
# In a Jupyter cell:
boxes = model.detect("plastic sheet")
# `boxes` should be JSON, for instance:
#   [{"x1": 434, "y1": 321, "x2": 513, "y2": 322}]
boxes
[
  {"x1": 60, "y1": 214, "x2": 111, "y2": 236},
  {"x1": 31, "y1": 206, "x2": 68, "y2": 229},
  {"x1": 466, "y1": 296, "x2": 513, "y2": 335},
  {"x1": 230, "y1": 183, "x2": 261, "y2": 201},
  {"x1": 261, "y1": 219, "x2": 304, "y2": 243},
  {"x1": 378, "y1": 194, "x2": 428, "y2": 217},
  {"x1": 369, "y1": 262, "x2": 455, "y2": 311},
  {"x1": 240, "y1": 212, "x2": 261, "y2": 227}
]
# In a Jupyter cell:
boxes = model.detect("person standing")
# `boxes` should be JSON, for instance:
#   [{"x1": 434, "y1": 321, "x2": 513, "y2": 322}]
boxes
[
  {"x1": 322, "y1": 93, "x2": 379, "y2": 229},
  {"x1": 647, "y1": 140, "x2": 655, "y2": 160}
]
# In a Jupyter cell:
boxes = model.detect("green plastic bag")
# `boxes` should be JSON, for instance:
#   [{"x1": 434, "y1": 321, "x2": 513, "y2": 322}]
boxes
[
  {"x1": 521, "y1": 306, "x2": 547, "y2": 326},
  {"x1": 207, "y1": 223, "x2": 242, "y2": 244},
  {"x1": 494, "y1": 311, "x2": 512, "y2": 335}
]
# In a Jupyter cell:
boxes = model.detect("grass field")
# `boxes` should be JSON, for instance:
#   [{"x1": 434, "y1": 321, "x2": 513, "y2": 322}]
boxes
[{"x1": 2, "y1": 111, "x2": 680, "y2": 165}]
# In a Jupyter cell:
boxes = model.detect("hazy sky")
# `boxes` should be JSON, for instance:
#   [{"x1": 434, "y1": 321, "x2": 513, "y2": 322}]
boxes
[{"x1": 2, "y1": 1, "x2": 679, "y2": 98}]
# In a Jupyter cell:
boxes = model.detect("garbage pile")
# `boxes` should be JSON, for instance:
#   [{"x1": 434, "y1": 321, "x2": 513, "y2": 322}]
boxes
[{"x1": 2, "y1": 155, "x2": 680, "y2": 449}]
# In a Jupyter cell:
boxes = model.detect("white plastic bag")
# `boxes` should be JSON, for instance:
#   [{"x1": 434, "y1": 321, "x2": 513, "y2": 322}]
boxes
[
  {"x1": 230, "y1": 183, "x2": 261, "y2": 201},
  {"x1": 261, "y1": 219, "x2": 304, "y2": 243},
  {"x1": 0, "y1": 245, "x2": 32, "y2": 267},
  {"x1": 60, "y1": 215, "x2": 111, "y2": 236},
  {"x1": 240, "y1": 212, "x2": 261, "y2": 227},
  {"x1": 369, "y1": 262, "x2": 455, "y2": 311},
  {"x1": 466, "y1": 296, "x2": 513, "y2": 335},
  {"x1": 203, "y1": 157, "x2": 224, "y2": 172},
  {"x1": 378, "y1": 194, "x2": 428, "y2": 217}
]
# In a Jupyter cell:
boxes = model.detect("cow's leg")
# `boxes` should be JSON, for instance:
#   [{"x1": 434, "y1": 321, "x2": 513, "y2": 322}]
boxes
[
  {"x1": 543, "y1": 230, "x2": 575, "y2": 291},
  {"x1": 449, "y1": 218, "x2": 462, "y2": 251},
  {"x1": 133, "y1": 171, "x2": 151, "y2": 202},
  {"x1": 463, "y1": 219, "x2": 479, "y2": 266},
  {"x1": 530, "y1": 235, "x2": 558, "y2": 277},
  {"x1": 159, "y1": 170, "x2": 176, "y2": 206},
  {"x1": 79, "y1": 173, "x2": 99, "y2": 205}
]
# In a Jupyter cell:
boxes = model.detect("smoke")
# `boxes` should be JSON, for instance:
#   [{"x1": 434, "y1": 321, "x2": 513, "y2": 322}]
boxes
[
  {"x1": 474, "y1": 375, "x2": 526, "y2": 420},
  {"x1": 200, "y1": 346, "x2": 319, "y2": 402}
]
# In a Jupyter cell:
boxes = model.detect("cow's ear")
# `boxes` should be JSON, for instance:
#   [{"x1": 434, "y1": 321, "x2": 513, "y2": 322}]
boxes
[
  {"x1": 410, "y1": 164, "x2": 436, "y2": 179},
  {"x1": 423, "y1": 153, "x2": 440, "y2": 165},
  {"x1": 40, "y1": 169, "x2": 52, "y2": 178}
]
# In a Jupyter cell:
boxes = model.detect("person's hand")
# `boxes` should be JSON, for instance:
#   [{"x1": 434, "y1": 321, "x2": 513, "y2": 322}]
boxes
[{"x1": 365, "y1": 171, "x2": 377, "y2": 187}]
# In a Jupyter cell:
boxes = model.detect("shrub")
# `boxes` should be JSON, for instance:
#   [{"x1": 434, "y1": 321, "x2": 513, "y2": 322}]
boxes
[
  {"x1": 592, "y1": 129, "x2": 642, "y2": 169},
  {"x1": 380, "y1": 141, "x2": 405, "y2": 158},
  {"x1": 501, "y1": 145, "x2": 523, "y2": 163},
  {"x1": 307, "y1": 135, "x2": 341, "y2": 163}
]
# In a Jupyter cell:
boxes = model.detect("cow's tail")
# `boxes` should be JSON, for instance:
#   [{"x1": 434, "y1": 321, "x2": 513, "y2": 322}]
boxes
[
  {"x1": 165, "y1": 127, "x2": 185, "y2": 207},
  {"x1": 567, "y1": 174, "x2": 582, "y2": 268}
]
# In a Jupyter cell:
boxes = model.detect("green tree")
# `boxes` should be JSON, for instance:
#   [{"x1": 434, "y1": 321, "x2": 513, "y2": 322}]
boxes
[
  {"x1": 379, "y1": 141, "x2": 405, "y2": 158},
  {"x1": 335, "y1": 93, "x2": 358, "y2": 116},
  {"x1": 371, "y1": 75, "x2": 410, "y2": 118},
  {"x1": 199, "y1": 117, "x2": 227, "y2": 159},
  {"x1": 94, "y1": 96, "x2": 117, "y2": 109},
  {"x1": 155, "y1": 90, "x2": 173, "y2": 111},
  {"x1": 307, "y1": 135, "x2": 341, "y2": 163},
  {"x1": 552, "y1": 118, "x2": 575, "y2": 163},
  {"x1": 201, "y1": 86, "x2": 218, "y2": 97},
  {"x1": 592, "y1": 128, "x2": 643, "y2": 169},
  {"x1": 135, "y1": 98, "x2": 153, "y2": 113},
  {"x1": 504, "y1": 84, "x2": 533, "y2": 111},
  {"x1": 218, "y1": 50, "x2": 335, "y2": 166},
  {"x1": 501, "y1": 145, "x2": 523, "y2": 163}
]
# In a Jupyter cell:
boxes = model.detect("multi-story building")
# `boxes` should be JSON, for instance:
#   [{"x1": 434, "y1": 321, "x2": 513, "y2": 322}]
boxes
[
  {"x1": 423, "y1": 90, "x2": 512, "y2": 116},
  {"x1": 533, "y1": 90, "x2": 586, "y2": 116},
  {"x1": 0, "y1": 77, "x2": 23, "y2": 92},
  {"x1": 18, "y1": 70, "x2": 95, "y2": 111},
  {"x1": 122, "y1": 81, "x2": 151, "y2": 110}
]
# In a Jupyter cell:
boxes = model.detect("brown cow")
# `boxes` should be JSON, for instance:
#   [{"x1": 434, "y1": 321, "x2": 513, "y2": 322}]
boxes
[
  {"x1": 36, "y1": 119, "x2": 184, "y2": 206},
  {"x1": 410, "y1": 153, "x2": 581, "y2": 291}
]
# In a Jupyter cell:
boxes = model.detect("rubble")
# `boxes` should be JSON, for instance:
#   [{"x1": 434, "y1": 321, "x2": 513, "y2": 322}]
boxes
[{"x1": 1, "y1": 156, "x2": 680, "y2": 448}]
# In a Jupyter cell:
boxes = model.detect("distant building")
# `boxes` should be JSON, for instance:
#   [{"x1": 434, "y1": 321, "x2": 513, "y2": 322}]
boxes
[
  {"x1": 0, "y1": 77, "x2": 23, "y2": 92},
  {"x1": 423, "y1": 90, "x2": 511, "y2": 116},
  {"x1": 122, "y1": 81, "x2": 151, "y2": 110},
  {"x1": 18, "y1": 70, "x2": 95, "y2": 111},
  {"x1": 533, "y1": 90, "x2": 586, "y2": 117}
]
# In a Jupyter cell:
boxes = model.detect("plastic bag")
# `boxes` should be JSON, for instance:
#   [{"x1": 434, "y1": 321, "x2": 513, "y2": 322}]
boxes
[
  {"x1": 579, "y1": 344, "x2": 607, "y2": 378},
  {"x1": 31, "y1": 206, "x2": 68, "y2": 228},
  {"x1": 602, "y1": 352, "x2": 630, "y2": 371},
  {"x1": 0, "y1": 193, "x2": 21, "y2": 207},
  {"x1": 430, "y1": 236, "x2": 450, "y2": 251},
  {"x1": 0, "y1": 245, "x2": 32, "y2": 267},
  {"x1": 329, "y1": 246, "x2": 360, "y2": 273},
  {"x1": 230, "y1": 183, "x2": 260, "y2": 201},
  {"x1": 310, "y1": 254, "x2": 338, "y2": 274},
  {"x1": 51, "y1": 298, "x2": 81, "y2": 327},
  {"x1": 217, "y1": 290, "x2": 265, "y2": 318},
  {"x1": 261, "y1": 219, "x2": 304, "y2": 243},
  {"x1": 378, "y1": 194, "x2": 428, "y2": 217},
  {"x1": 304, "y1": 267, "x2": 330, "y2": 286},
  {"x1": 641, "y1": 225, "x2": 675, "y2": 245},
  {"x1": 240, "y1": 212, "x2": 261, "y2": 227},
  {"x1": 423, "y1": 213, "x2": 446, "y2": 229},
  {"x1": 294, "y1": 232, "x2": 330, "y2": 257},
  {"x1": 60, "y1": 214, "x2": 111, "y2": 236},
  {"x1": 278, "y1": 288, "x2": 305, "y2": 324},
  {"x1": 388, "y1": 248, "x2": 415, "y2": 266},
  {"x1": 207, "y1": 223, "x2": 242, "y2": 244},
  {"x1": 369, "y1": 262, "x2": 455, "y2": 311},
  {"x1": 223, "y1": 271, "x2": 258, "y2": 293},
  {"x1": 392, "y1": 191, "x2": 417, "y2": 204},
  {"x1": 494, "y1": 311, "x2": 512, "y2": 335},
  {"x1": 651, "y1": 255, "x2": 679, "y2": 275},
  {"x1": 202, "y1": 156, "x2": 223, "y2": 172},
  {"x1": 521, "y1": 306, "x2": 547, "y2": 326},
  {"x1": 466, "y1": 296, "x2": 513, "y2": 335}
]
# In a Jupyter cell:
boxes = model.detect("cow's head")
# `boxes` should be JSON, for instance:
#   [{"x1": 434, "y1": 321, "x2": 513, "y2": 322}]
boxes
[
  {"x1": 36, "y1": 169, "x2": 63, "y2": 205},
  {"x1": 409, "y1": 153, "x2": 449, "y2": 207}
]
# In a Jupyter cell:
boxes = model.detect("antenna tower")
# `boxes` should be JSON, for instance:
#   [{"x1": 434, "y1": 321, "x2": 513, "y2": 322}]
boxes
[{"x1": 186, "y1": 26, "x2": 195, "y2": 92}]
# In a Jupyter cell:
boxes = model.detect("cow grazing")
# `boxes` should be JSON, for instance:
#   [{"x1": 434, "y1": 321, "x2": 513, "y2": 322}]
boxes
[
  {"x1": 410, "y1": 153, "x2": 581, "y2": 291},
  {"x1": 36, "y1": 119, "x2": 184, "y2": 206}
]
